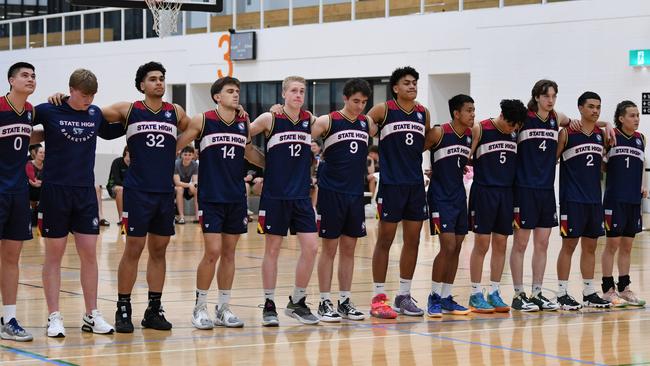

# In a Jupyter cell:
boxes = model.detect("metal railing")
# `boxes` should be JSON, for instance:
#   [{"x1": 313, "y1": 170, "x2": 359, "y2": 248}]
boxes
[{"x1": 0, "y1": 0, "x2": 570, "y2": 51}]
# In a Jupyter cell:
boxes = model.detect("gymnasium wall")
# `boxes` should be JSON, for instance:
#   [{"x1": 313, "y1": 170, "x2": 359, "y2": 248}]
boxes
[{"x1": 1, "y1": 0, "x2": 648, "y2": 161}]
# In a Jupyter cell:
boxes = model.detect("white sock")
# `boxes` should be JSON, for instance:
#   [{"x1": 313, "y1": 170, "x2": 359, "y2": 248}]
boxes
[
  {"x1": 583, "y1": 279, "x2": 596, "y2": 296},
  {"x1": 513, "y1": 284, "x2": 524, "y2": 295},
  {"x1": 531, "y1": 283, "x2": 542, "y2": 297},
  {"x1": 431, "y1": 281, "x2": 442, "y2": 296},
  {"x1": 3, "y1": 305, "x2": 16, "y2": 321},
  {"x1": 195, "y1": 289, "x2": 208, "y2": 306},
  {"x1": 490, "y1": 281, "x2": 500, "y2": 294},
  {"x1": 263, "y1": 288, "x2": 275, "y2": 302},
  {"x1": 441, "y1": 283, "x2": 453, "y2": 298},
  {"x1": 558, "y1": 280, "x2": 569, "y2": 296},
  {"x1": 340, "y1": 291, "x2": 351, "y2": 303},
  {"x1": 218, "y1": 290, "x2": 231, "y2": 306},
  {"x1": 292, "y1": 287, "x2": 306, "y2": 303},
  {"x1": 320, "y1": 292, "x2": 331, "y2": 302},
  {"x1": 373, "y1": 283, "x2": 385, "y2": 296},
  {"x1": 398, "y1": 278, "x2": 412, "y2": 296},
  {"x1": 471, "y1": 282, "x2": 482, "y2": 295}
]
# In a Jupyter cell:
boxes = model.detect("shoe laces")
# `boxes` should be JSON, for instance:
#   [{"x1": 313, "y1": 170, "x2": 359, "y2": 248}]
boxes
[
  {"x1": 340, "y1": 300, "x2": 357, "y2": 312},
  {"x1": 322, "y1": 300, "x2": 336, "y2": 313},
  {"x1": 7, "y1": 319, "x2": 25, "y2": 332},
  {"x1": 536, "y1": 293, "x2": 551, "y2": 303}
]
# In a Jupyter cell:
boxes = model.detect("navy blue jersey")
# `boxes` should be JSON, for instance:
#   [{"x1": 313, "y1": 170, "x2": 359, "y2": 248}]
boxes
[
  {"x1": 0, "y1": 96, "x2": 32, "y2": 193},
  {"x1": 559, "y1": 126, "x2": 604, "y2": 204},
  {"x1": 262, "y1": 109, "x2": 312, "y2": 200},
  {"x1": 123, "y1": 101, "x2": 178, "y2": 193},
  {"x1": 472, "y1": 119, "x2": 518, "y2": 187},
  {"x1": 604, "y1": 128, "x2": 645, "y2": 204},
  {"x1": 515, "y1": 110, "x2": 559, "y2": 189},
  {"x1": 34, "y1": 102, "x2": 108, "y2": 187},
  {"x1": 429, "y1": 123, "x2": 472, "y2": 201},
  {"x1": 378, "y1": 100, "x2": 427, "y2": 185},
  {"x1": 318, "y1": 111, "x2": 369, "y2": 195},
  {"x1": 198, "y1": 109, "x2": 249, "y2": 203}
]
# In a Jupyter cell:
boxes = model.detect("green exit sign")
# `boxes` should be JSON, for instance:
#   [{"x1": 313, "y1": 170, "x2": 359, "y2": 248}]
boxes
[{"x1": 630, "y1": 49, "x2": 650, "y2": 66}]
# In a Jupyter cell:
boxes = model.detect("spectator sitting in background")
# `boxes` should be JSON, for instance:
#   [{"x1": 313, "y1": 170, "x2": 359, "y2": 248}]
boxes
[
  {"x1": 366, "y1": 144, "x2": 379, "y2": 199},
  {"x1": 244, "y1": 161, "x2": 264, "y2": 221},
  {"x1": 107, "y1": 146, "x2": 130, "y2": 224},
  {"x1": 95, "y1": 186, "x2": 110, "y2": 227},
  {"x1": 26, "y1": 144, "x2": 44, "y2": 224},
  {"x1": 174, "y1": 145, "x2": 199, "y2": 224}
]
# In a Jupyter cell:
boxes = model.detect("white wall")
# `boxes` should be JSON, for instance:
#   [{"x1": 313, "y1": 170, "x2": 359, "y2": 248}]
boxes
[{"x1": 2, "y1": 0, "x2": 650, "y2": 159}]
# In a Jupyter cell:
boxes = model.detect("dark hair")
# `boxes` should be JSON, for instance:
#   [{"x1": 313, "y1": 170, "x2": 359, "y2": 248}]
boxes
[
  {"x1": 448, "y1": 94, "x2": 474, "y2": 119},
  {"x1": 8, "y1": 62, "x2": 35, "y2": 82},
  {"x1": 500, "y1": 99, "x2": 527, "y2": 127},
  {"x1": 527, "y1": 79, "x2": 558, "y2": 111},
  {"x1": 210, "y1": 76, "x2": 240, "y2": 104},
  {"x1": 389, "y1": 66, "x2": 419, "y2": 99},
  {"x1": 122, "y1": 145, "x2": 129, "y2": 157},
  {"x1": 181, "y1": 146, "x2": 195, "y2": 154},
  {"x1": 28, "y1": 143, "x2": 42, "y2": 154},
  {"x1": 578, "y1": 91, "x2": 601, "y2": 107},
  {"x1": 614, "y1": 100, "x2": 637, "y2": 129},
  {"x1": 135, "y1": 61, "x2": 166, "y2": 94},
  {"x1": 343, "y1": 78, "x2": 371, "y2": 98},
  {"x1": 368, "y1": 145, "x2": 379, "y2": 154}
]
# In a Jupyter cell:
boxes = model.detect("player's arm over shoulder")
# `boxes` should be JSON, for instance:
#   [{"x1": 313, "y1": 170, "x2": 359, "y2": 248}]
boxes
[
  {"x1": 176, "y1": 113, "x2": 203, "y2": 153},
  {"x1": 469, "y1": 123, "x2": 482, "y2": 156},
  {"x1": 556, "y1": 128, "x2": 568, "y2": 160},
  {"x1": 174, "y1": 103, "x2": 191, "y2": 132},
  {"x1": 249, "y1": 112, "x2": 273, "y2": 137},
  {"x1": 366, "y1": 102, "x2": 387, "y2": 128},
  {"x1": 101, "y1": 101, "x2": 131, "y2": 123},
  {"x1": 424, "y1": 124, "x2": 443, "y2": 151},
  {"x1": 311, "y1": 114, "x2": 330, "y2": 139}
]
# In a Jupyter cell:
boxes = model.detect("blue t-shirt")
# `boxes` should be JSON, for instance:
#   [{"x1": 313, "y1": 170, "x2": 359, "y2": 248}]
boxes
[{"x1": 34, "y1": 101, "x2": 121, "y2": 187}]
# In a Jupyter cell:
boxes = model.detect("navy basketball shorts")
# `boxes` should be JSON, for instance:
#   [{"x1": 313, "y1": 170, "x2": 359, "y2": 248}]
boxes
[
  {"x1": 603, "y1": 198, "x2": 642, "y2": 238},
  {"x1": 0, "y1": 191, "x2": 32, "y2": 241},
  {"x1": 376, "y1": 183, "x2": 427, "y2": 223},
  {"x1": 428, "y1": 195, "x2": 468, "y2": 236},
  {"x1": 513, "y1": 186, "x2": 558, "y2": 229},
  {"x1": 38, "y1": 184, "x2": 99, "y2": 238},
  {"x1": 316, "y1": 187, "x2": 366, "y2": 239},
  {"x1": 198, "y1": 200, "x2": 248, "y2": 235},
  {"x1": 257, "y1": 197, "x2": 316, "y2": 236},
  {"x1": 122, "y1": 188, "x2": 175, "y2": 237},
  {"x1": 559, "y1": 201, "x2": 605, "y2": 239},
  {"x1": 468, "y1": 184, "x2": 513, "y2": 236}
]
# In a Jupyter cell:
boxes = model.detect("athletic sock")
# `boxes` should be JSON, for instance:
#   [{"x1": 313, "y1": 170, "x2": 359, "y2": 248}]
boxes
[
  {"x1": 431, "y1": 281, "x2": 442, "y2": 296},
  {"x1": 340, "y1": 291, "x2": 351, "y2": 303},
  {"x1": 195, "y1": 289, "x2": 208, "y2": 306},
  {"x1": 148, "y1": 291, "x2": 162, "y2": 309},
  {"x1": 618, "y1": 275, "x2": 631, "y2": 293},
  {"x1": 513, "y1": 284, "x2": 524, "y2": 295},
  {"x1": 601, "y1": 276, "x2": 615, "y2": 293},
  {"x1": 441, "y1": 283, "x2": 453, "y2": 299},
  {"x1": 118, "y1": 293, "x2": 131, "y2": 303},
  {"x1": 470, "y1": 282, "x2": 482, "y2": 295},
  {"x1": 398, "y1": 278, "x2": 412, "y2": 296},
  {"x1": 490, "y1": 281, "x2": 500, "y2": 294},
  {"x1": 320, "y1": 292, "x2": 331, "y2": 302},
  {"x1": 3, "y1": 305, "x2": 16, "y2": 322},
  {"x1": 558, "y1": 280, "x2": 569, "y2": 296},
  {"x1": 531, "y1": 283, "x2": 542, "y2": 297},
  {"x1": 292, "y1": 287, "x2": 306, "y2": 303},
  {"x1": 263, "y1": 289, "x2": 275, "y2": 302},
  {"x1": 218, "y1": 289, "x2": 231, "y2": 306},
  {"x1": 373, "y1": 283, "x2": 385, "y2": 296},
  {"x1": 583, "y1": 279, "x2": 596, "y2": 296}
]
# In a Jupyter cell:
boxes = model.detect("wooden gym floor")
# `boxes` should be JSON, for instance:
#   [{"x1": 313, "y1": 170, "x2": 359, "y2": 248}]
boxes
[{"x1": 1, "y1": 203, "x2": 649, "y2": 365}]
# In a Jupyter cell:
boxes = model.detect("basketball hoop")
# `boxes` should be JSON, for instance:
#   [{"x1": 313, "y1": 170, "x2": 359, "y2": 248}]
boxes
[{"x1": 144, "y1": 0, "x2": 183, "y2": 38}]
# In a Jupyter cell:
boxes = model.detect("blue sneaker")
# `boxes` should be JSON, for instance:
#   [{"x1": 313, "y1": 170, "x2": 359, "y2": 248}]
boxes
[
  {"x1": 469, "y1": 293, "x2": 495, "y2": 314},
  {"x1": 487, "y1": 291, "x2": 511, "y2": 313},
  {"x1": 441, "y1": 295, "x2": 471, "y2": 315},
  {"x1": 427, "y1": 293, "x2": 442, "y2": 318}
]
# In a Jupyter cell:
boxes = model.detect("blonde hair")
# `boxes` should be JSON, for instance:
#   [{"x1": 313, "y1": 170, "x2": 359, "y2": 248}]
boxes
[
  {"x1": 69, "y1": 68, "x2": 98, "y2": 94},
  {"x1": 282, "y1": 76, "x2": 306, "y2": 92}
]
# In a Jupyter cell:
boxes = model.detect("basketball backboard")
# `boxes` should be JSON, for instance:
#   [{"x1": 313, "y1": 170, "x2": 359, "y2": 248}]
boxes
[{"x1": 68, "y1": 0, "x2": 223, "y2": 13}]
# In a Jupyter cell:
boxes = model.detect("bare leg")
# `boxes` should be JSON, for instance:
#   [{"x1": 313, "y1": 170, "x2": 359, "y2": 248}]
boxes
[
  {"x1": 114, "y1": 186, "x2": 124, "y2": 220},
  {"x1": 399, "y1": 220, "x2": 422, "y2": 280},
  {"x1": 372, "y1": 221, "x2": 398, "y2": 283},
  {"x1": 42, "y1": 237, "x2": 67, "y2": 313},
  {"x1": 117, "y1": 236, "x2": 146, "y2": 294},
  {"x1": 262, "y1": 234, "x2": 283, "y2": 290},
  {"x1": 617, "y1": 237, "x2": 634, "y2": 276},
  {"x1": 489, "y1": 233, "x2": 508, "y2": 283},
  {"x1": 146, "y1": 234, "x2": 171, "y2": 292},
  {"x1": 196, "y1": 233, "x2": 221, "y2": 290},
  {"x1": 601, "y1": 236, "x2": 620, "y2": 277},
  {"x1": 0, "y1": 240, "x2": 23, "y2": 306},
  {"x1": 295, "y1": 232, "x2": 318, "y2": 288},
  {"x1": 175, "y1": 187, "x2": 185, "y2": 220},
  {"x1": 579, "y1": 237, "x2": 597, "y2": 280},
  {"x1": 318, "y1": 238, "x2": 339, "y2": 294},
  {"x1": 337, "y1": 236, "x2": 357, "y2": 292},
  {"x1": 531, "y1": 228, "x2": 552, "y2": 285},
  {"x1": 216, "y1": 234, "x2": 240, "y2": 290},
  {"x1": 470, "y1": 233, "x2": 491, "y2": 283},
  {"x1": 510, "y1": 228, "x2": 531, "y2": 288},
  {"x1": 557, "y1": 238, "x2": 579, "y2": 281},
  {"x1": 74, "y1": 233, "x2": 99, "y2": 314}
]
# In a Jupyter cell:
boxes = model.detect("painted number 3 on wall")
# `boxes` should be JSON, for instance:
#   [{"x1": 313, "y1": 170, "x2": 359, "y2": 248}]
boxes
[{"x1": 218, "y1": 34, "x2": 233, "y2": 78}]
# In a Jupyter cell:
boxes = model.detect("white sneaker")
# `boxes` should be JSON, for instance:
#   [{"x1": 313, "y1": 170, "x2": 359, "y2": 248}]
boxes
[
  {"x1": 215, "y1": 304, "x2": 244, "y2": 328},
  {"x1": 192, "y1": 303, "x2": 214, "y2": 330},
  {"x1": 82, "y1": 309, "x2": 115, "y2": 334},
  {"x1": 47, "y1": 312, "x2": 65, "y2": 338}
]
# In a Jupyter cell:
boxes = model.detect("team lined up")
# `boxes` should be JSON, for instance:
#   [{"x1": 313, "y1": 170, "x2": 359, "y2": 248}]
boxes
[{"x1": 0, "y1": 62, "x2": 645, "y2": 343}]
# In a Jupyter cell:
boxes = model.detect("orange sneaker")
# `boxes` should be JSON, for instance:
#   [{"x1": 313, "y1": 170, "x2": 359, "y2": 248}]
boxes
[{"x1": 370, "y1": 294, "x2": 397, "y2": 319}]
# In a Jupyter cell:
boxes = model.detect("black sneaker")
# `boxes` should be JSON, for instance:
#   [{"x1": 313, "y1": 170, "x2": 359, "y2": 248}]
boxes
[
  {"x1": 557, "y1": 293, "x2": 582, "y2": 311},
  {"x1": 583, "y1": 292, "x2": 612, "y2": 309},
  {"x1": 317, "y1": 299, "x2": 341, "y2": 323},
  {"x1": 262, "y1": 299, "x2": 279, "y2": 327},
  {"x1": 115, "y1": 301, "x2": 134, "y2": 333},
  {"x1": 530, "y1": 292, "x2": 560, "y2": 311},
  {"x1": 285, "y1": 296, "x2": 319, "y2": 325},
  {"x1": 141, "y1": 305, "x2": 172, "y2": 330},
  {"x1": 338, "y1": 298, "x2": 366, "y2": 320},
  {"x1": 511, "y1": 292, "x2": 539, "y2": 312}
]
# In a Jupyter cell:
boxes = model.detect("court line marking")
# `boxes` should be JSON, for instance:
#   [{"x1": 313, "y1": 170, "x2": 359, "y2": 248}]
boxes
[{"x1": 0, "y1": 345, "x2": 78, "y2": 366}]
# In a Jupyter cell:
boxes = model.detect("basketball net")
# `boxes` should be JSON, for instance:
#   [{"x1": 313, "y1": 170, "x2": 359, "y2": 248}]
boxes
[{"x1": 145, "y1": 0, "x2": 183, "y2": 38}]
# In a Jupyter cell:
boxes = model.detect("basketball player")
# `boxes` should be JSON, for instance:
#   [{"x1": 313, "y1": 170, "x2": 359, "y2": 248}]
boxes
[
  {"x1": 509, "y1": 80, "x2": 614, "y2": 312},
  {"x1": 249, "y1": 76, "x2": 320, "y2": 326},
  {"x1": 466, "y1": 99, "x2": 527, "y2": 314},
  {"x1": 314, "y1": 78, "x2": 376, "y2": 322},
  {"x1": 36, "y1": 69, "x2": 119, "y2": 337},
  {"x1": 0, "y1": 62, "x2": 36, "y2": 342},
  {"x1": 367, "y1": 66, "x2": 430, "y2": 319},
  {"x1": 424, "y1": 94, "x2": 474, "y2": 317},
  {"x1": 176, "y1": 76, "x2": 264, "y2": 329},
  {"x1": 601, "y1": 101, "x2": 647, "y2": 307},
  {"x1": 555, "y1": 91, "x2": 611, "y2": 310}
]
